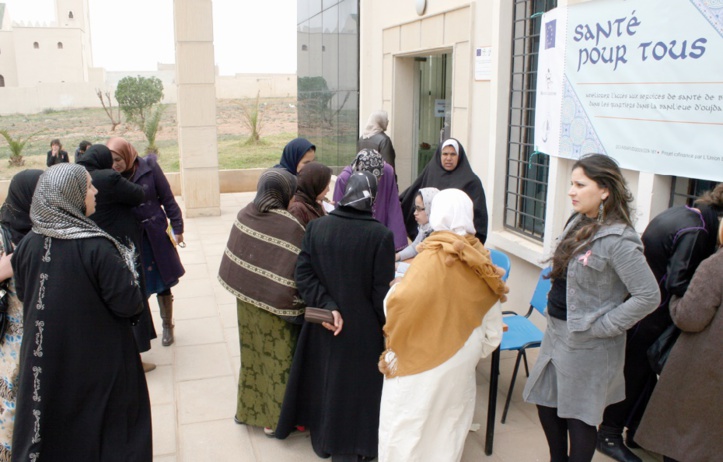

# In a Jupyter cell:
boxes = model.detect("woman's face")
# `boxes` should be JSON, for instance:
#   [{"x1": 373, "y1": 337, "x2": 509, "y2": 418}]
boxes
[
  {"x1": 441, "y1": 145, "x2": 459, "y2": 171},
  {"x1": 316, "y1": 181, "x2": 330, "y2": 202},
  {"x1": 84, "y1": 173, "x2": 98, "y2": 217},
  {"x1": 568, "y1": 167, "x2": 608, "y2": 219},
  {"x1": 297, "y1": 149, "x2": 316, "y2": 173},
  {"x1": 111, "y1": 152, "x2": 127, "y2": 173},
  {"x1": 413, "y1": 194, "x2": 429, "y2": 225}
]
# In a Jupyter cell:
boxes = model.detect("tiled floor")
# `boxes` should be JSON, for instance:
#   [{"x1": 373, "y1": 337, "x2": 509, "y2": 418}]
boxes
[{"x1": 141, "y1": 192, "x2": 662, "y2": 462}]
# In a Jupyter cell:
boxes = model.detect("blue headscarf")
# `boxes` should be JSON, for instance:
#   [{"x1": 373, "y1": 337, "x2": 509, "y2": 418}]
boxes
[{"x1": 276, "y1": 138, "x2": 315, "y2": 175}]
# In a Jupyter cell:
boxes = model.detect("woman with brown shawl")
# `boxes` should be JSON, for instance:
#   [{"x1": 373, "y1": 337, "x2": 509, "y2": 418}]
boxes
[
  {"x1": 288, "y1": 162, "x2": 332, "y2": 227},
  {"x1": 218, "y1": 168, "x2": 306, "y2": 436},
  {"x1": 378, "y1": 188, "x2": 507, "y2": 462}
]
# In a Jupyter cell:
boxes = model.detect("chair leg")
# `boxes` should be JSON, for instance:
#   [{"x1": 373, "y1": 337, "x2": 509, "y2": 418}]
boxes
[
  {"x1": 502, "y1": 350, "x2": 524, "y2": 424},
  {"x1": 522, "y1": 350, "x2": 530, "y2": 377}
]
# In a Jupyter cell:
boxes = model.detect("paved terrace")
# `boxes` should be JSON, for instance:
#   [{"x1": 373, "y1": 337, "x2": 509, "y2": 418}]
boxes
[{"x1": 143, "y1": 192, "x2": 662, "y2": 462}]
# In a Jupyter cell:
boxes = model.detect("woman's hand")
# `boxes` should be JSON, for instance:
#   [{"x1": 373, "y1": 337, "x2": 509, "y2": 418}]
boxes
[
  {"x1": 322, "y1": 310, "x2": 343, "y2": 336},
  {"x1": 0, "y1": 253, "x2": 14, "y2": 281},
  {"x1": 174, "y1": 233, "x2": 185, "y2": 248}
]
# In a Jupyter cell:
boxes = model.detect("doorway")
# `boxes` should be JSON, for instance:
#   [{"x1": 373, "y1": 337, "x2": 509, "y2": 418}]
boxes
[{"x1": 412, "y1": 53, "x2": 452, "y2": 177}]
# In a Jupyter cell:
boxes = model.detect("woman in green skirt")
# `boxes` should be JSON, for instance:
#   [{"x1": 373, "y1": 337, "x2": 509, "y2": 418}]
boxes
[{"x1": 218, "y1": 168, "x2": 306, "y2": 435}]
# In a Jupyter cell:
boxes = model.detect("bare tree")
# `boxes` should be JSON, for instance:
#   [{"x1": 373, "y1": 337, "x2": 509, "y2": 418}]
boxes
[{"x1": 96, "y1": 89, "x2": 122, "y2": 131}]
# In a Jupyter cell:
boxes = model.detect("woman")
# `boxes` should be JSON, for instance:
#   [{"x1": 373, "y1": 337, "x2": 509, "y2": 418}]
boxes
[
  {"x1": 395, "y1": 187, "x2": 439, "y2": 262},
  {"x1": 357, "y1": 110, "x2": 396, "y2": 171},
  {"x1": 276, "y1": 171, "x2": 395, "y2": 461},
  {"x1": 218, "y1": 168, "x2": 305, "y2": 435},
  {"x1": 108, "y1": 137, "x2": 185, "y2": 347},
  {"x1": 275, "y1": 137, "x2": 316, "y2": 175},
  {"x1": 45, "y1": 138, "x2": 69, "y2": 167},
  {"x1": 399, "y1": 138, "x2": 489, "y2": 243},
  {"x1": 635, "y1": 220, "x2": 723, "y2": 462},
  {"x1": 333, "y1": 149, "x2": 407, "y2": 251},
  {"x1": 10, "y1": 164, "x2": 150, "y2": 461},
  {"x1": 78, "y1": 144, "x2": 155, "y2": 370},
  {"x1": 288, "y1": 161, "x2": 332, "y2": 227},
  {"x1": 378, "y1": 188, "x2": 507, "y2": 462},
  {"x1": 522, "y1": 154, "x2": 660, "y2": 462},
  {"x1": 0, "y1": 169, "x2": 43, "y2": 459}
]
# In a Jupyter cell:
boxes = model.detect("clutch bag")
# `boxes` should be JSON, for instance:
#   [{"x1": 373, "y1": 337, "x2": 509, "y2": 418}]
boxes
[{"x1": 304, "y1": 307, "x2": 334, "y2": 324}]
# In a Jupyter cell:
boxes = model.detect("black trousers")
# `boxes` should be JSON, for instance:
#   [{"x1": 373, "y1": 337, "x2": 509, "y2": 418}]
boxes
[{"x1": 601, "y1": 307, "x2": 671, "y2": 433}]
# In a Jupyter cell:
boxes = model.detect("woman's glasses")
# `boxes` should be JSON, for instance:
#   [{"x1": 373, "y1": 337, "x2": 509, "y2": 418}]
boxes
[{"x1": 414, "y1": 205, "x2": 425, "y2": 212}]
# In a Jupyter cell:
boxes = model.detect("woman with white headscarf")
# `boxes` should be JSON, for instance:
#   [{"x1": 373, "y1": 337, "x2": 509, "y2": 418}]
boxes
[
  {"x1": 395, "y1": 187, "x2": 439, "y2": 262},
  {"x1": 358, "y1": 110, "x2": 396, "y2": 171},
  {"x1": 10, "y1": 163, "x2": 150, "y2": 461},
  {"x1": 378, "y1": 188, "x2": 507, "y2": 462}
]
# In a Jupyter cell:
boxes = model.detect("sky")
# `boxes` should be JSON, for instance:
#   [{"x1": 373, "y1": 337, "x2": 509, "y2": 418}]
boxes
[{"x1": 3, "y1": 0, "x2": 297, "y2": 75}]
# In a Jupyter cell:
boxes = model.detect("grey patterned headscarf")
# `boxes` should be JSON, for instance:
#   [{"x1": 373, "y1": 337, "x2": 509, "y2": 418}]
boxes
[
  {"x1": 253, "y1": 168, "x2": 297, "y2": 213},
  {"x1": 417, "y1": 187, "x2": 440, "y2": 237},
  {"x1": 30, "y1": 164, "x2": 137, "y2": 275},
  {"x1": 352, "y1": 149, "x2": 384, "y2": 180}
]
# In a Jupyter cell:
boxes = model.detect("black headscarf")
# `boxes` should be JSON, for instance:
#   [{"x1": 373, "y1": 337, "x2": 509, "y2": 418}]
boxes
[
  {"x1": 0, "y1": 169, "x2": 44, "y2": 246},
  {"x1": 253, "y1": 168, "x2": 297, "y2": 213},
  {"x1": 275, "y1": 138, "x2": 315, "y2": 175},
  {"x1": 399, "y1": 138, "x2": 489, "y2": 243},
  {"x1": 339, "y1": 171, "x2": 378, "y2": 213},
  {"x1": 77, "y1": 144, "x2": 113, "y2": 172},
  {"x1": 352, "y1": 149, "x2": 384, "y2": 179}
]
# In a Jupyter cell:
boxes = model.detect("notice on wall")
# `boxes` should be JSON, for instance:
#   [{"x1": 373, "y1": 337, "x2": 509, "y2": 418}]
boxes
[
  {"x1": 475, "y1": 47, "x2": 493, "y2": 81},
  {"x1": 535, "y1": 0, "x2": 723, "y2": 182},
  {"x1": 435, "y1": 99, "x2": 448, "y2": 117}
]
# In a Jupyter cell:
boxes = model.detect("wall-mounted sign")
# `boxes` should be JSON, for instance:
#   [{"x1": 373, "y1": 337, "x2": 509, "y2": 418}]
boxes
[{"x1": 475, "y1": 47, "x2": 493, "y2": 81}]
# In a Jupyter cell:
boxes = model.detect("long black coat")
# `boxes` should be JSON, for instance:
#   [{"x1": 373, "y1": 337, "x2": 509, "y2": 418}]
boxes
[
  {"x1": 276, "y1": 208, "x2": 395, "y2": 459},
  {"x1": 11, "y1": 233, "x2": 151, "y2": 462}
]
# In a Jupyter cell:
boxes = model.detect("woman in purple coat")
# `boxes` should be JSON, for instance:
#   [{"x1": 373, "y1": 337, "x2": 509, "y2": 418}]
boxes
[
  {"x1": 333, "y1": 149, "x2": 408, "y2": 251},
  {"x1": 108, "y1": 137, "x2": 185, "y2": 348}
]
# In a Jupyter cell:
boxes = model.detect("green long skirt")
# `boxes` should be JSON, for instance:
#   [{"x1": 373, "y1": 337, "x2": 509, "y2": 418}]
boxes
[{"x1": 235, "y1": 300, "x2": 301, "y2": 429}]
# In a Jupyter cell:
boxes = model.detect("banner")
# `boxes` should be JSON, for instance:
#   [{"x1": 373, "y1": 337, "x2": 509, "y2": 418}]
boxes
[{"x1": 535, "y1": 0, "x2": 723, "y2": 182}]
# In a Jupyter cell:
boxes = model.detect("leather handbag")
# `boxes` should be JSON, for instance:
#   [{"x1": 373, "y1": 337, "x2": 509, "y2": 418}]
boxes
[
  {"x1": 647, "y1": 323, "x2": 681, "y2": 375},
  {"x1": 304, "y1": 307, "x2": 334, "y2": 324}
]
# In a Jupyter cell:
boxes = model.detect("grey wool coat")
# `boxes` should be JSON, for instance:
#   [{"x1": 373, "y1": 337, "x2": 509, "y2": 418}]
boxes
[{"x1": 636, "y1": 248, "x2": 723, "y2": 462}]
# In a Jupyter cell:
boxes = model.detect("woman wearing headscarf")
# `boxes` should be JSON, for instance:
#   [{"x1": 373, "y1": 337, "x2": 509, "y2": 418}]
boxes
[
  {"x1": 10, "y1": 164, "x2": 150, "y2": 461},
  {"x1": 378, "y1": 188, "x2": 507, "y2": 462},
  {"x1": 108, "y1": 137, "x2": 185, "y2": 347},
  {"x1": 77, "y1": 144, "x2": 156, "y2": 371},
  {"x1": 218, "y1": 168, "x2": 306, "y2": 436},
  {"x1": 0, "y1": 169, "x2": 43, "y2": 459},
  {"x1": 332, "y1": 149, "x2": 407, "y2": 251},
  {"x1": 288, "y1": 161, "x2": 332, "y2": 228},
  {"x1": 400, "y1": 138, "x2": 489, "y2": 243},
  {"x1": 357, "y1": 110, "x2": 396, "y2": 171},
  {"x1": 275, "y1": 137, "x2": 316, "y2": 175},
  {"x1": 395, "y1": 187, "x2": 439, "y2": 262},
  {"x1": 276, "y1": 171, "x2": 395, "y2": 462}
]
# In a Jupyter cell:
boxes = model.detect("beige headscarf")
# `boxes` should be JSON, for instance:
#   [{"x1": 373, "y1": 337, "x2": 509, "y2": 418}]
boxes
[
  {"x1": 106, "y1": 137, "x2": 139, "y2": 175},
  {"x1": 362, "y1": 110, "x2": 389, "y2": 139}
]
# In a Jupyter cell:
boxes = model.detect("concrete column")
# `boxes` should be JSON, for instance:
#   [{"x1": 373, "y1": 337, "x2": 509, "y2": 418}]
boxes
[{"x1": 173, "y1": 0, "x2": 221, "y2": 217}]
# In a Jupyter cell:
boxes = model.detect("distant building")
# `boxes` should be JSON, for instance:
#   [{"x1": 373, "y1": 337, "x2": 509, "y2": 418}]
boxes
[{"x1": 0, "y1": 0, "x2": 93, "y2": 87}]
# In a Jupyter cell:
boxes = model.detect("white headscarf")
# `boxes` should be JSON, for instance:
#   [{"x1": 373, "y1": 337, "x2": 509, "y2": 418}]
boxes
[
  {"x1": 429, "y1": 188, "x2": 475, "y2": 236},
  {"x1": 441, "y1": 139, "x2": 459, "y2": 155},
  {"x1": 362, "y1": 110, "x2": 389, "y2": 139},
  {"x1": 417, "y1": 187, "x2": 440, "y2": 237}
]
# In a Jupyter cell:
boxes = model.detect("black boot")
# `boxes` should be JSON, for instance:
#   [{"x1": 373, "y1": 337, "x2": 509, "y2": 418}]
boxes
[
  {"x1": 157, "y1": 294, "x2": 175, "y2": 346},
  {"x1": 625, "y1": 427, "x2": 640, "y2": 449},
  {"x1": 597, "y1": 426, "x2": 642, "y2": 462}
]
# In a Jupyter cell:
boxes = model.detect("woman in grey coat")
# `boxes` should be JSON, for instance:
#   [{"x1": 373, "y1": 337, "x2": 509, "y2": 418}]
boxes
[{"x1": 523, "y1": 154, "x2": 659, "y2": 462}]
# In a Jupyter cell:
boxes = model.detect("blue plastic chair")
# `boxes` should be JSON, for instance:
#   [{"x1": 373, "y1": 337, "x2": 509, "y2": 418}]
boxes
[
  {"x1": 499, "y1": 266, "x2": 552, "y2": 423},
  {"x1": 488, "y1": 249, "x2": 511, "y2": 282}
]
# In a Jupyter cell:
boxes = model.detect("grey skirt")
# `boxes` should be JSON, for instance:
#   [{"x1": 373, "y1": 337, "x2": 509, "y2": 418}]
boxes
[{"x1": 522, "y1": 315, "x2": 626, "y2": 426}]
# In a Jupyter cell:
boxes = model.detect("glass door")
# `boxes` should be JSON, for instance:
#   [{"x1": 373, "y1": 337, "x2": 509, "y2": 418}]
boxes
[{"x1": 412, "y1": 53, "x2": 453, "y2": 177}]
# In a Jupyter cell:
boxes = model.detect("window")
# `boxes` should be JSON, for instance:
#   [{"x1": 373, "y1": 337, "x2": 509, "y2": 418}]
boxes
[
  {"x1": 33, "y1": 42, "x2": 39, "y2": 49},
  {"x1": 504, "y1": 0, "x2": 557, "y2": 241},
  {"x1": 57, "y1": 42, "x2": 63, "y2": 49},
  {"x1": 669, "y1": 177, "x2": 718, "y2": 207},
  {"x1": 68, "y1": 11, "x2": 74, "y2": 19}
]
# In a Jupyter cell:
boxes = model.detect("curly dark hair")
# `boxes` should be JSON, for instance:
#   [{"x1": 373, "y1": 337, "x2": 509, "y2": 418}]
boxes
[{"x1": 548, "y1": 154, "x2": 634, "y2": 279}]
